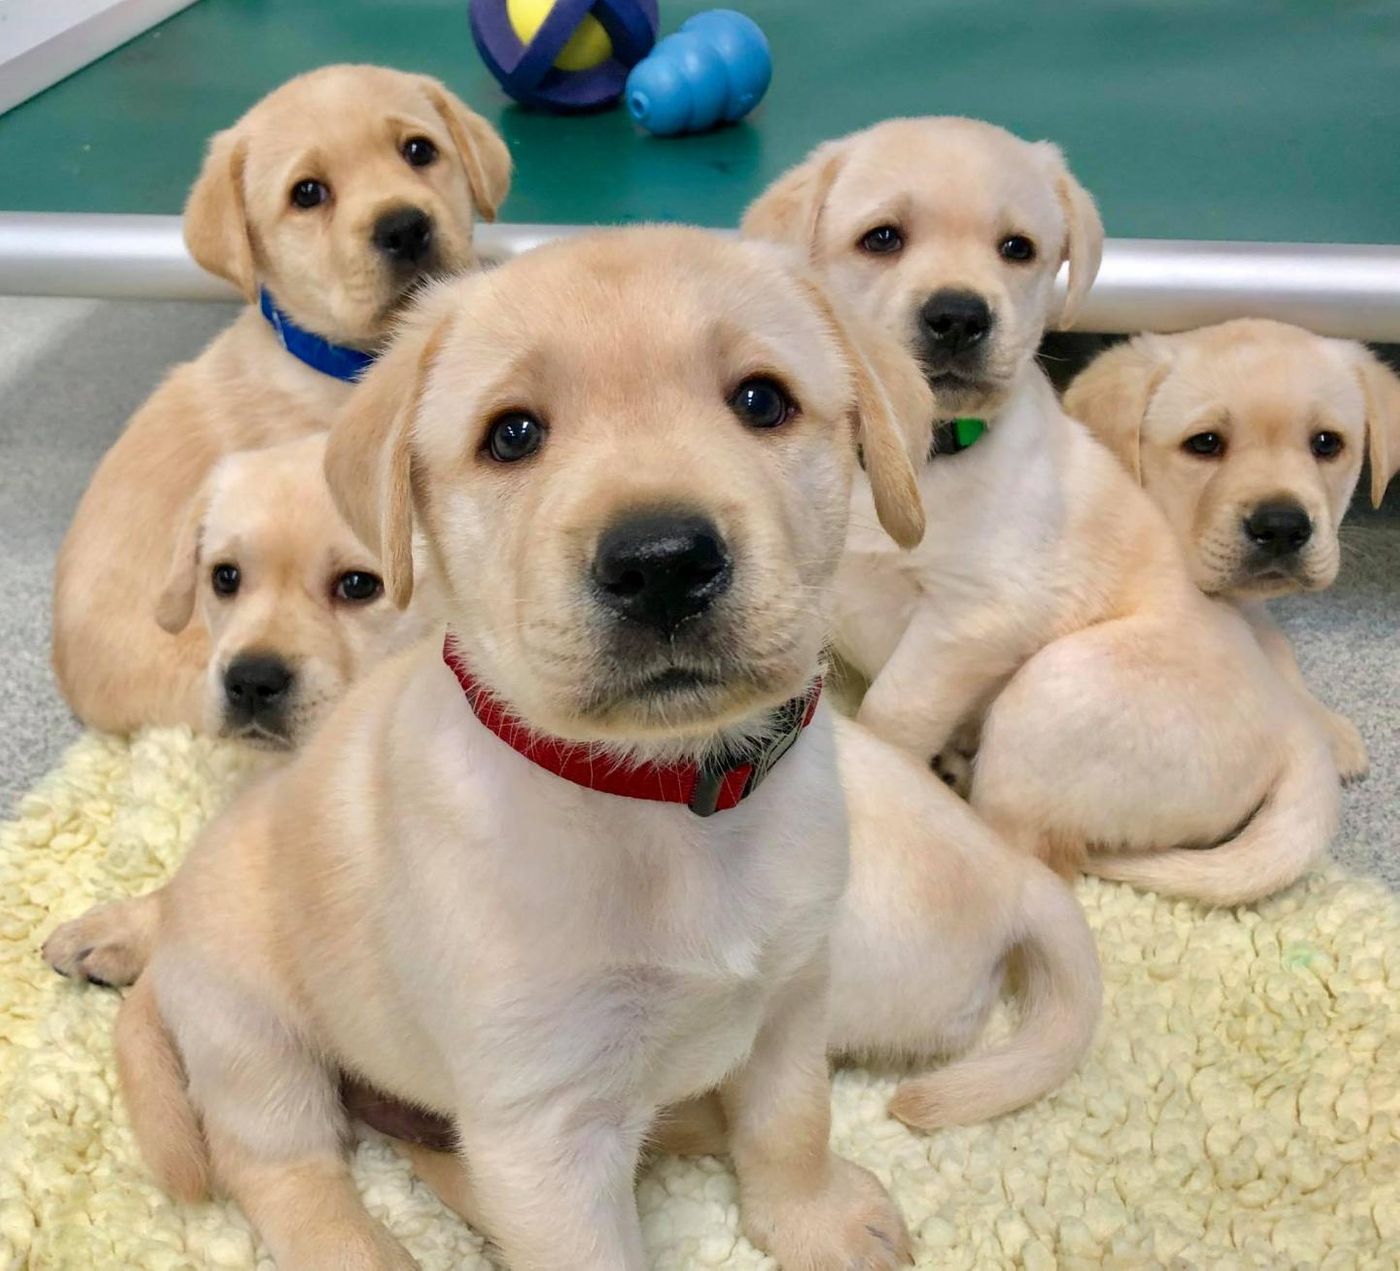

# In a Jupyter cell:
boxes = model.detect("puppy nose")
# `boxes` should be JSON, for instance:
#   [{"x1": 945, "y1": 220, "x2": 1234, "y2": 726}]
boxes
[
  {"x1": 592, "y1": 514, "x2": 732, "y2": 633},
  {"x1": 372, "y1": 207, "x2": 433, "y2": 266},
  {"x1": 1244, "y1": 501, "x2": 1313, "y2": 556},
  {"x1": 920, "y1": 290, "x2": 992, "y2": 355},
  {"x1": 224, "y1": 654, "x2": 294, "y2": 716}
]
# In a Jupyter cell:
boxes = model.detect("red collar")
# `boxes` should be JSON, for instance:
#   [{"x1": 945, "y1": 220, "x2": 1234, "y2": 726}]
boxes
[{"x1": 442, "y1": 637, "x2": 822, "y2": 817}]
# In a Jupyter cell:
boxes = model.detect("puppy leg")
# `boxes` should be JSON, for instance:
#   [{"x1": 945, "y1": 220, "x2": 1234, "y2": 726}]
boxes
[
  {"x1": 857, "y1": 610, "x2": 1017, "y2": 762},
  {"x1": 154, "y1": 960, "x2": 414, "y2": 1270},
  {"x1": 650, "y1": 1094, "x2": 728, "y2": 1158},
  {"x1": 452, "y1": 1108, "x2": 649, "y2": 1269},
  {"x1": 1241, "y1": 601, "x2": 1368, "y2": 782},
  {"x1": 389, "y1": 1140, "x2": 489, "y2": 1233},
  {"x1": 44, "y1": 891, "x2": 160, "y2": 987},
  {"x1": 722, "y1": 956, "x2": 910, "y2": 1269},
  {"x1": 391, "y1": 1096, "x2": 727, "y2": 1239},
  {"x1": 970, "y1": 621, "x2": 1276, "y2": 876},
  {"x1": 213, "y1": 1128, "x2": 416, "y2": 1271}
]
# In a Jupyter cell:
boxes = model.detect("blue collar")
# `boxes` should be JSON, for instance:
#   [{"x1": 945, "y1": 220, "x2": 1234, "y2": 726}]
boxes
[{"x1": 258, "y1": 289, "x2": 376, "y2": 382}]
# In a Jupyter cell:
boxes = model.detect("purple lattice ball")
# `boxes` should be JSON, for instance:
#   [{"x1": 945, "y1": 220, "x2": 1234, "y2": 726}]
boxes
[{"x1": 469, "y1": 0, "x2": 659, "y2": 112}]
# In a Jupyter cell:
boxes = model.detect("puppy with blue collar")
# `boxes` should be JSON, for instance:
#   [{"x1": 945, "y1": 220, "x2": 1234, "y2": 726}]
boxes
[{"x1": 53, "y1": 63, "x2": 508, "y2": 735}]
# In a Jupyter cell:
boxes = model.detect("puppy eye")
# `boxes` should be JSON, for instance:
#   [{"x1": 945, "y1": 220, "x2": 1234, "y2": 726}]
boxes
[
  {"x1": 1182, "y1": 432, "x2": 1226, "y2": 458},
  {"x1": 486, "y1": 411, "x2": 547, "y2": 463},
  {"x1": 999, "y1": 235, "x2": 1036, "y2": 263},
  {"x1": 290, "y1": 179, "x2": 330, "y2": 209},
  {"x1": 1311, "y1": 431, "x2": 1344, "y2": 460},
  {"x1": 729, "y1": 377, "x2": 796, "y2": 429},
  {"x1": 335, "y1": 571, "x2": 383, "y2": 602},
  {"x1": 211, "y1": 564, "x2": 241, "y2": 596},
  {"x1": 402, "y1": 137, "x2": 438, "y2": 168},
  {"x1": 859, "y1": 225, "x2": 903, "y2": 255}
]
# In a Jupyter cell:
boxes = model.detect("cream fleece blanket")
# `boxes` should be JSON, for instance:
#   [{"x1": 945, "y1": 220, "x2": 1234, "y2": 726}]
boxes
[{"x1": 2, "y1": 728, "x2": 1397, "y2": 1269}]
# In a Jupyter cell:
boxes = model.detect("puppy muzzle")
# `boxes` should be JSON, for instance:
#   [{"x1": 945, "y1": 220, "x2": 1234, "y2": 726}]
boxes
[
  {"x1": 911, "y1": 290, "x2": 1000, "y2": 406},
  {"x1": 221, "y1": 652, "x2": 297, "y2": 745}
]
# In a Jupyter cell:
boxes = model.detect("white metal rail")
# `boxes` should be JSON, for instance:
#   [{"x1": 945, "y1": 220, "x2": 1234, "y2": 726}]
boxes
[{"x1": 2, "y1": 213, "x2": 1398, "y2": 341}]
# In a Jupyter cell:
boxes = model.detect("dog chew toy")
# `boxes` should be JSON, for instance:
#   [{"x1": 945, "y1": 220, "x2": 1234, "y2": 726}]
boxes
[
  {"x1": 625, "y1": 9, "x2": 770, "y2": 137},
  {"x1": 469, "y1": 0, "x2": 659, "y2": 112}
]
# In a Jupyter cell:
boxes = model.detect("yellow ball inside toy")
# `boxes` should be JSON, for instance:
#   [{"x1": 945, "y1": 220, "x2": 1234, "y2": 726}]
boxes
[{"x1": 507, "y1": 0, "x2": 613, "y2": 71}]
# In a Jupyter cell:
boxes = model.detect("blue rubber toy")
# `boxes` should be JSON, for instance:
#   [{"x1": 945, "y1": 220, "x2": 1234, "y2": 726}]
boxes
[{"x1": 625, "y1": 10, "x2": 771, "y2": 136}]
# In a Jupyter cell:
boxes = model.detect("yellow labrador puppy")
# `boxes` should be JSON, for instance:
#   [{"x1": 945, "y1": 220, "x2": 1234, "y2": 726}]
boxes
[
  {"x1": 744, "y1": 118, "x2": 1339, "y2": 905},
  {"x1": 1065, "y1": 319, "x2": 1400, "y2": 782},
  {"x1": 154, "y1": 432, "x2": 429, "y2": 749},
  {"x1": 53, "y1": 63, "x2": 509, "y2": 734},
  {"x1": 44, "y1": 433, "x2": 427, "y2": 988},
  {"x1": 113, "y1": 228, "x2": 927, "y2": 1270}
]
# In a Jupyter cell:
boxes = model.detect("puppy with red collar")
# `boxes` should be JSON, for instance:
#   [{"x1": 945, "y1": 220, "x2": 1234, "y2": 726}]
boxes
[{"x1": 111, "y1": 228, "x2": 928, "y2": 1269}]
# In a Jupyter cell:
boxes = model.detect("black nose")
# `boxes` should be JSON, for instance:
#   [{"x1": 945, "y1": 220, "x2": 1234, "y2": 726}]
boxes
[
  {"x1": 919, "y1": 290, "x2": 993, "y2": 356},
  {"x1": 224, "y1": 654, "x2": 294, "y2": 720},
  {"x1": 592, "y1": 514, "x2": 732, "y2": 634},
  {"x1": 372, "y1": 207, "x2": 433, "y2": 266},
  {"x1": 1244, "y1": 501, "x2": 1313, "y2": 557}
]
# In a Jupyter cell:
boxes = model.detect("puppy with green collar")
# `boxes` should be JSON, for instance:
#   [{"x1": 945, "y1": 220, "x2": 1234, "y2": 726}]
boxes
[{"x1": 745, "y1": 118, "x2": 1339, "y2": 906}]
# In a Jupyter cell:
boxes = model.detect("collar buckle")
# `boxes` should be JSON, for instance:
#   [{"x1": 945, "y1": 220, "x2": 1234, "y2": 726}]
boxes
[
  {"x1": 688, "y1": 765, "x2": 728, "y2": 818},
  {"x1": 688, "y1": 689, "x2": 815, "y2": 818}
]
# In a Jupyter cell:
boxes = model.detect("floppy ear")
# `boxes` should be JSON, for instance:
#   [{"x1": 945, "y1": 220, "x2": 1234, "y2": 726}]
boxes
[
  {"x1": 798, "y1": 278, "x2": 926, "y2": 549},
  {"x1": 324, "y1": 311, "x2": 450, "y2": 609},
  {"x1": 1037, "y1": 144, "x2": 1104, "y2": 330},
  {"x1": 421, "y1": 78, "x2": 512, "y2": 223},
  {"x1": 740, "y1": 143, "x2": 846, "y2": 255},
  {"x1": 1347, "y1": 344, "x2": 1400, "y2": 507},
  {"x1": 156, "y1": 483, "x2": 213, "y2": 635},
  {"x1": 184, "y1": 128, "x2": 256, "y2": 299},
  {"x1": 1062, "y1": 336, "x2": 1172, "y2": 483}
]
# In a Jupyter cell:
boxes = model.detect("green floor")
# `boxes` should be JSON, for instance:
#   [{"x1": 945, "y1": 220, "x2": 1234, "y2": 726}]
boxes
[{"x1": 2, "y1": 0, "x2": 1398, "y2": 242}]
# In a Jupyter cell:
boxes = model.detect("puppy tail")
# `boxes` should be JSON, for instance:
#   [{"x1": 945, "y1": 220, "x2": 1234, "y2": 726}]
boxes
[
  {"x1": 1084, "y1": 724, "x2": 1338, "y2": 907},
  {"x1": 889, "y1": 863, "x2": 1101, "y2": 1130},
  {"x1": 115, "y1": 972, "x2": 210, "y2": 1202}
]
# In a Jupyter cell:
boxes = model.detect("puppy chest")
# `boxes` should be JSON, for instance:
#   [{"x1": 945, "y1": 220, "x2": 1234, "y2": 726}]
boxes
[{"x1": 468, "y1": 963, "x2": 772, "y2": 1111}]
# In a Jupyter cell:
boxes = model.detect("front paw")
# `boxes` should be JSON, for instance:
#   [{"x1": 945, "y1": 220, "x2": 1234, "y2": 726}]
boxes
[
  {"x1": 743, "y1": 1155, "x2": 911, "y2": 1270},
  {"x1": 930, "y1": 747, "x2": 973, "y2": 798},
  {"x1": 1322, "y1": 711, "x2": 1368, "y2": 784},
  {"x1": 43, "y1": 901, "x2": 150, "y2": 988}
]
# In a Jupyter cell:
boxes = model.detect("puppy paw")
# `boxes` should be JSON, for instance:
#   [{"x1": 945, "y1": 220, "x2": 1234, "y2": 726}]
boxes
[
  {"x1": 348, "y1": 1226, "x2": 419, "y2": 1271},
  {"x1": 1322, "y1": 711, "x2": 1368, "y2": 784},
  {"x1": 930, "y1": 748, "x2": 973, "y2": 799},
  {"x1": 42, "y1": 899, "x2": 154, "y2": 988},
  {"x1": 743, "y1": 1155, "x2": 911, "y2": 1270}
]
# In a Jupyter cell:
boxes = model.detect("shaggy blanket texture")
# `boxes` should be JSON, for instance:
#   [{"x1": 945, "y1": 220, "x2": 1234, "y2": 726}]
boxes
[{"x1": 1, "y1": 729, "x2": 1397, "y2": 1270}]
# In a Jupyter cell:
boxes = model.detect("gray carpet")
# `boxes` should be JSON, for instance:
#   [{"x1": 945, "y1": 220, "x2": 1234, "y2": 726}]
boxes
[{"x1": 0, "y1": 297, "x2": 1395, "y2": 886}]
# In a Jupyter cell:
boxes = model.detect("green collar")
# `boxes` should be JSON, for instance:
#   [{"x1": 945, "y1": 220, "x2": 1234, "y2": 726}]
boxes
[{"x1": 929, "y1": 417, "x2": 986, "y2": 460}]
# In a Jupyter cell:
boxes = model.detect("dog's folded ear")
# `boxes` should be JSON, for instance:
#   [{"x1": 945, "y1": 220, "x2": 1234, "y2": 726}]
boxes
[
  {"x1": 156, "y1": 484, "x2": 213, "y2": 635},
  {"x1": 1063, "y1": 336, "x2": 1172, "y2": 484},
  {"x1": 420, "y1": 78, "x2": 512, "y2": 223},
  {"x1": 324, "y1": 304, "x2": 452, "y2": 609},
  {"x1": 1343, "y1": 344, "x2": 1400, "y2": 508},
  {"x1": 1036, "y1": 143, "x2": 1104, "y2": 331},
  {"x1": 795, "y1": 277, "x2": 926, "y2": 549},
  {"x1": 184, "y1": 128, "x2": 256, "y2": 300},
  {"x1": 741, "y1": 142, "x2": 846, "y2": 255}
]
